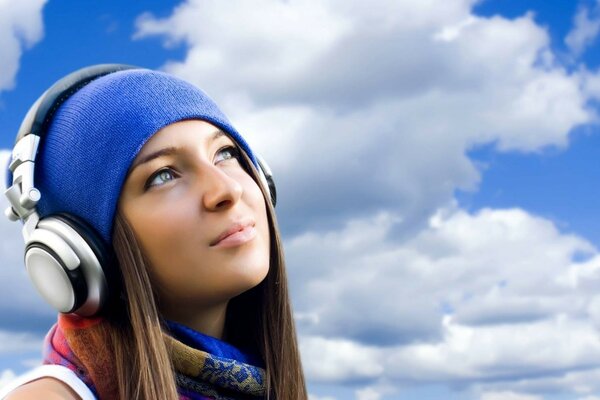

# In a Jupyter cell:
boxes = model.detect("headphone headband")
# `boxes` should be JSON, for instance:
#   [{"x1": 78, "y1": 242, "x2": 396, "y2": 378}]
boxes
[{"x1": 17, "y1": 64, "x2": 138, "y2": 144}]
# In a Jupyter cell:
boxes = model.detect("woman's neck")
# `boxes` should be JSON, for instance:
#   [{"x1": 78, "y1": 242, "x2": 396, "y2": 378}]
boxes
[{"x1": 162, "y1": 301, "x2": 228, "y2": 339}]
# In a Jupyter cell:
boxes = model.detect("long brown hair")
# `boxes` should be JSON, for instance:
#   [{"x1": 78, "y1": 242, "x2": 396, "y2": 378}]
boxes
[{"x1": 107, "y1": 146, "x2": 307, "y2": 399}]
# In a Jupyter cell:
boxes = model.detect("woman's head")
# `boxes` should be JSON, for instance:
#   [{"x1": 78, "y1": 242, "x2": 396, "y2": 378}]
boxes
[{"x1": 22, "y1": 67, "x2": 275, "y2": 315}]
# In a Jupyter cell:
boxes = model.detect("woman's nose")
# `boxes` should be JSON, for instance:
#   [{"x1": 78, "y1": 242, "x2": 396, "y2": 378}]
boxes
[{"x1": 200, "y1": 164, "x2": 243, "y2": 211}]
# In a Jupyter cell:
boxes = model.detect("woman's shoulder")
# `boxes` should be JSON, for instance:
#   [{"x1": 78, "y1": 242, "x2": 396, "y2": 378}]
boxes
[
  {"x1": 0, "y1": 365, "x2": 95, "y2": 400},
  {"x1": 4, "y1": 377, "x2": 81, "y2": 400}
]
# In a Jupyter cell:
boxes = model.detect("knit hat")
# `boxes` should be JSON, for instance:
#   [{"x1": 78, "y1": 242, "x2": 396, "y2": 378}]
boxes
[{"x1": 30, "y1": 69, "x2": 259, "y2": 246}]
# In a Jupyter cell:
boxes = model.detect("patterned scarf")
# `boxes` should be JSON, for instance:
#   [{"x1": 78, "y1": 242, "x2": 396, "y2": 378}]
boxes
[{"x1": 43, "y1": 314, "x2": 266, "y2": 400}]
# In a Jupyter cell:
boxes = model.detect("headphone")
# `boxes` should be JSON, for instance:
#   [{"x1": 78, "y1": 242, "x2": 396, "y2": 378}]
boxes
[{"x1": 4, "y1": 64, "x2": 277, "y2": 317}]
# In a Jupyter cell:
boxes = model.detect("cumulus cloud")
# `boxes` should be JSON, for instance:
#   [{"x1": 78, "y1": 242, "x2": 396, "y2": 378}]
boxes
[
  {"x1": 0, "y1": 330, "x2": 41, "y2": 354},
  {"x1": 288, "y1": 206, "x2": 600, "y2": 395},
  {"x1": 0, "y1": 0, "x2": 47, "y2": 92},
  {"x1": 0, "y1": 370, "x2": 16, "y2": 391},
  {"x1": 469, "y1": 367, "x2": 600, "y2": 397},
  {"x1": 300, "y1": 335, "x2": 384, "y2": 383},
  {"x1": 355, "y1": 387, "x2": 383, "y2": 400},
  {"x1": 134, "y1": 0, "x2": 593, "y2": 240},
  {"x1": 388, "y1": 315, "x2": 600, "y2": 383},
  {"x1": 288, "y1": 206, "x2": 595, "y2": 344},
  {"x1": 566, "y1": 2, "x2": 600, "y2": 57},
  {"x1": 309, "y1": 395, "x2": 337, "y2": 400},
  {"x1": 480, "y1": 392, "x2": 542, "y2": 400}
]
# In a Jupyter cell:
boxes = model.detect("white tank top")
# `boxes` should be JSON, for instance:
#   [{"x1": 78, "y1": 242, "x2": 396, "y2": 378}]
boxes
[{"x1": 0, "y1": 365, "x2": 96, "y2": 400}]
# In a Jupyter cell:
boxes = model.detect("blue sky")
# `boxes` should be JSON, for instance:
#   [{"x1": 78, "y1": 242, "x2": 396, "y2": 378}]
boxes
[{"x1": 2, "y1": 1, "x2": 600, "y2": 399}]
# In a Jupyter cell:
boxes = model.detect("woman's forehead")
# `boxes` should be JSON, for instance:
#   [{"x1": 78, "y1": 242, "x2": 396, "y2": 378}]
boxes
[{"x1": 136, "y1": 120, "x2": 232, "y2": 157}]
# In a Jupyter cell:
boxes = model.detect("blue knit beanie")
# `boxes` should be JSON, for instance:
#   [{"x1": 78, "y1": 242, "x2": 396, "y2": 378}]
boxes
[{"x1": 31, "y1": 69, "x2": 258, "y2": 246}]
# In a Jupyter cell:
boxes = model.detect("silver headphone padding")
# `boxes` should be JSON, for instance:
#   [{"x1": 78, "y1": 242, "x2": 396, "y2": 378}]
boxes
[
  {"x1": 25, "y1": 248, "x2": 75, "y2": 313},
  {"x1": 36, "y1": 218, "x2": 108, "y2": 316}
]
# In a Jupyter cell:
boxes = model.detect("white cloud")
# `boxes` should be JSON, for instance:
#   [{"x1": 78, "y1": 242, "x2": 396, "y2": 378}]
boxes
[
  {"x1": 388, "y1": 315, "x2": 600, "y2": 382},
  {"x1": 300, "y1": 336, "x2": 384, "y2": 383},
  {"x1": 133, "y1": 0, "x2": 593, "y2": 240},
  {"x1": 20, "y1": 359, "x2": 41, "y2": 369},
  {"x1": 355, "y1": 385, "x2": 397, "y2": 400},
  {"x1": 0, "y1": 370, "x2": 16, "y2": 391},
  {"x1": 290, "y1": 206, "x2": 595, "y2": 344},
  {"x1": 289, "y1": 205, "x2": 600, "y2": 396},
  {"x1": 480, "y1": 392, "x2": 542, "y2": 400},
  {"x1": 309, "y1": 395, "x2": 336, "y2": 400},
  {"x1": 355, "y1": 387, "x2": 382, "y2": 400},
  {"x1": 469, "y1": 367, "x2": 600, "y2": 397},
  {"x1": 0, "y1": 330, "x2": 42, "y2": 354},
  {"x1": 566, "y1": 3, "x2": 600, "y2": 57},
  {"x1": 0, "y1": 0, "x2": 47, "y2": 92}
]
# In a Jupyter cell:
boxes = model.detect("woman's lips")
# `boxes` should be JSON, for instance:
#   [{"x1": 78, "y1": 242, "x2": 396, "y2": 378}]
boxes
[{"x1": 211, "y1": 223, "x2": 257, "y2": 248}]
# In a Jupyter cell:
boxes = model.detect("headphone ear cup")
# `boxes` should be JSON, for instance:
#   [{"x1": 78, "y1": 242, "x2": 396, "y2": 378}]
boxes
[
  {"x1": 25, "y1": 232, "x2": 87, "y2": 314},
  {"x1": 254, "y1": 153, "x2": 277, "y2": 207},
  {"x1": 25, "y1": 214, "x2": 111, "y2": 316}
]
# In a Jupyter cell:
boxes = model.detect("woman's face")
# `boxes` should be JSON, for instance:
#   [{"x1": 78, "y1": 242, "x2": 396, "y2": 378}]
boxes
[{"x1": 118, "y1": 120, "x2": 270, "y2": 315}]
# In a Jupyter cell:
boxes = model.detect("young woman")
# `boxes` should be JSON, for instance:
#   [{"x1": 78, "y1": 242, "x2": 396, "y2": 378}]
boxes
[{"x1": 1, "y1": 65, "x2": 307, "y2": 399}]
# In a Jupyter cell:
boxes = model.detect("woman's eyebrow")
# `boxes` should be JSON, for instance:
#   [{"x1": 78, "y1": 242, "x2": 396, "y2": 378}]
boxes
[{"x1": 131, "y1": 129, "x2": 227, "y2": 172}]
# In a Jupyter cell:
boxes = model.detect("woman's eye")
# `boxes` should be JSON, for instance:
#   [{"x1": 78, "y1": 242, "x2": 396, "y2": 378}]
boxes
[
  {"x1": 216, "y1": 145, "x2": 241, "y2": 163},
  {"x1": 145, "y1": 168, "x2": 177, "y2": 189}
]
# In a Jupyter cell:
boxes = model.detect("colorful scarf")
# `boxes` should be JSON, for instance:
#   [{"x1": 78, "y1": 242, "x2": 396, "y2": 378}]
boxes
[{"x1": 43, "y1": 314, "x2": 266, "y2": 400}]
